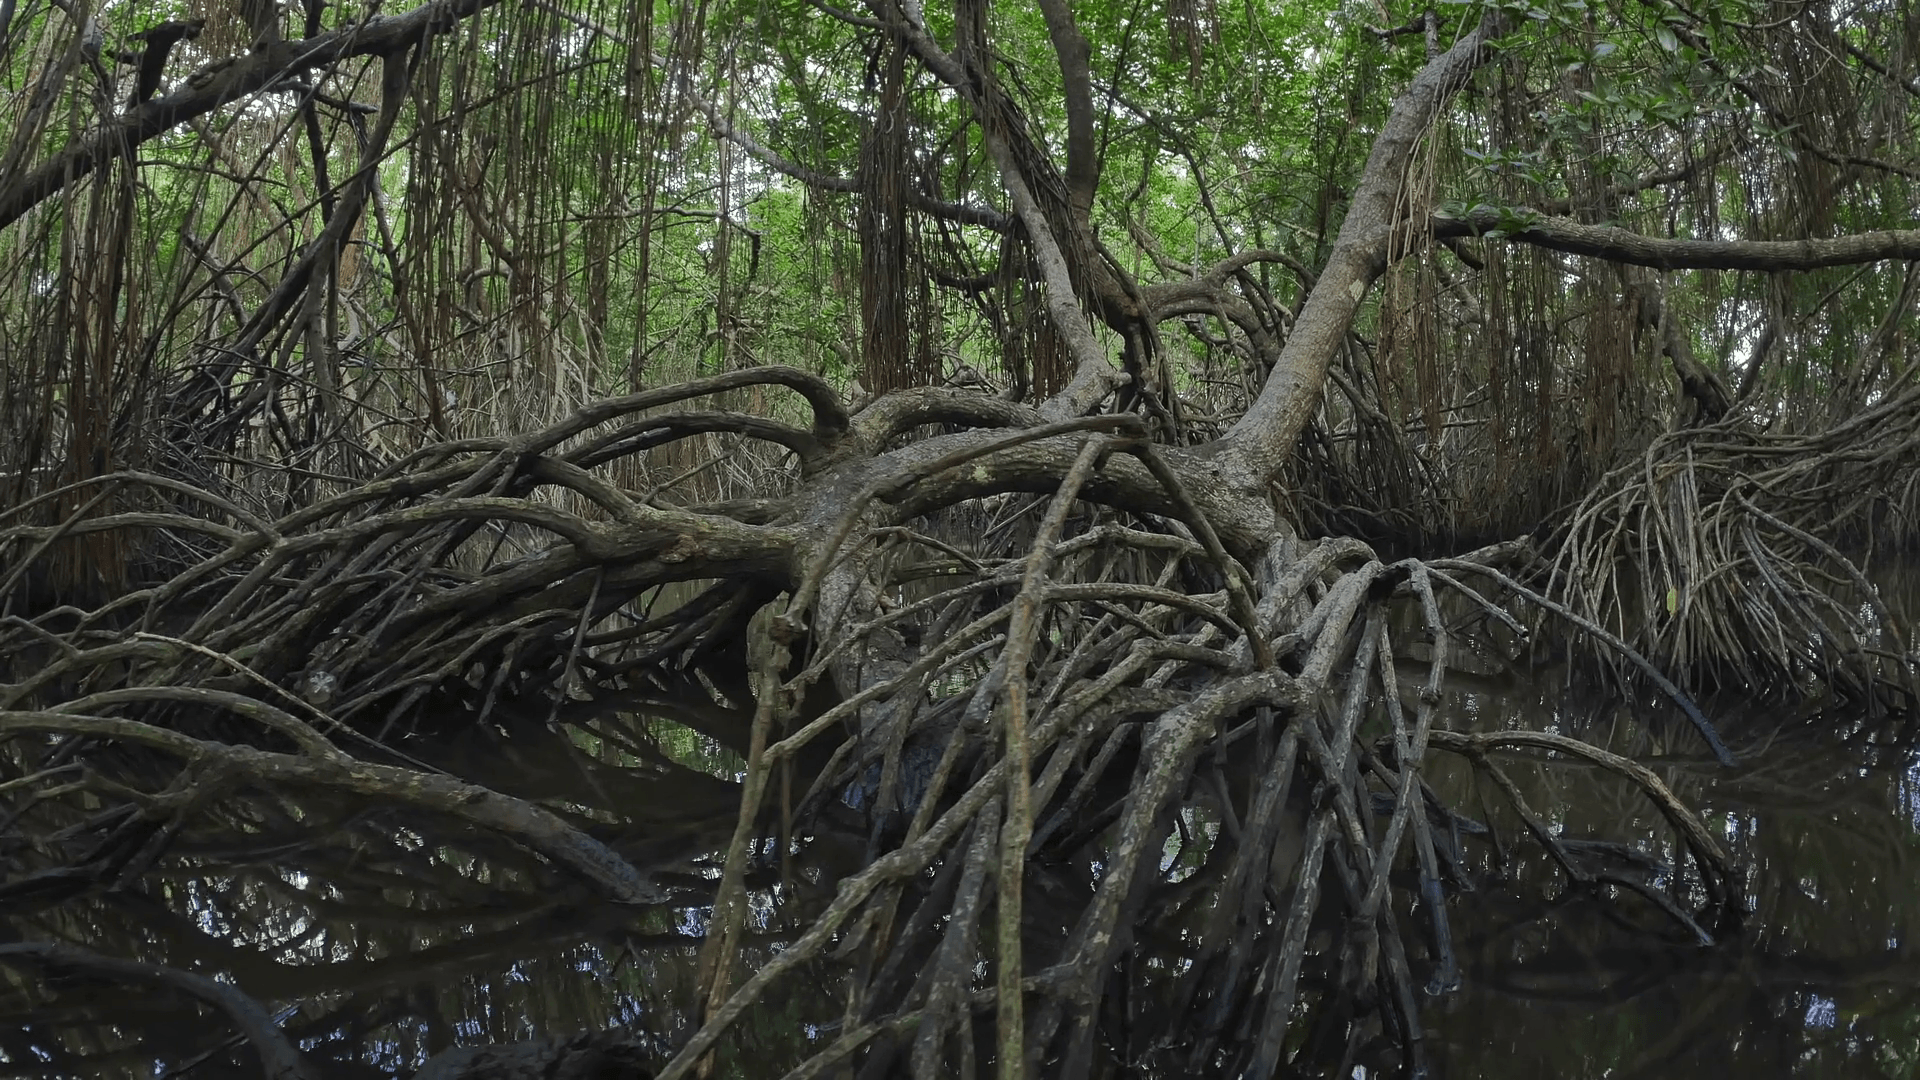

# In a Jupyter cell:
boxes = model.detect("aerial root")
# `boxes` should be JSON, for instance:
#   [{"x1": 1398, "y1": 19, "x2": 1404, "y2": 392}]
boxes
[
  {"x1": 0, "y1": 412, "x2": 1747, "y2": 1077},
  {"x1": 1549, "y1": 393, "x2": 1920, "y2": 698},
  {"x1": 661, "y1": 517, "x2": 1738, "y2": 1078}
]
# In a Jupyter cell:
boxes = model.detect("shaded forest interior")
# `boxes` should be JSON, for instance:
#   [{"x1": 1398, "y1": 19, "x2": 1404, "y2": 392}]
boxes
[{"x1": 1, "y1": 0, "x2": 1919, "y2": 1075}]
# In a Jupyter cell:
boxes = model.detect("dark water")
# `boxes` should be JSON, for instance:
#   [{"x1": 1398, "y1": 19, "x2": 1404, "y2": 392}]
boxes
[
  {"x1": 5, "y1": 570, "x2": 1919, "y2": 1078},
  {"x1": 1422, "y1": 673, "x2": 1920, "y2": 1077},
  {"x1": 1420, "y1": 558, "x2": 1920, "y2": 1079}
]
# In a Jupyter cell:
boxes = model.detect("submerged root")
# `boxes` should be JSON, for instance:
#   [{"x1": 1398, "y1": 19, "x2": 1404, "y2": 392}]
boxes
[
  {"x1": 661, "y1": 521, "x2": 1743, "y2": 1079},
  {"x1": 0, "y1": 386, "x2": 1754, "y2": 1076}
]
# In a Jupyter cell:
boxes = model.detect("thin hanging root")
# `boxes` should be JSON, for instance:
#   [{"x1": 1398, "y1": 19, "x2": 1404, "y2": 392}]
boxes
[{"x1": 1547, "y1": 402, "x2": 1920, "y2": 698}]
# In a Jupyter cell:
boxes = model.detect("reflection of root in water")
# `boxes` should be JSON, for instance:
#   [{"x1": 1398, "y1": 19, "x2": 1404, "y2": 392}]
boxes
[
  {"x1": 667, "y1": 522, "x2": 1743, "y2": 1080},
  {"x1": 0, "y1": 375, "x2": 1759, "y2": 1078}
]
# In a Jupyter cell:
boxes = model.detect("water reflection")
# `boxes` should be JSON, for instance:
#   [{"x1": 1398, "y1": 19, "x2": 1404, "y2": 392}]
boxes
[
  {"x1": 4, "y1": 572, "x2": 1918, "y2": 1077},
  {"x1": 1421, "y1": 609, "x2": 1920, "y2": 1077},
  {"x1": 0, "y1": 698, "x2": 845, "y2": 1077}
]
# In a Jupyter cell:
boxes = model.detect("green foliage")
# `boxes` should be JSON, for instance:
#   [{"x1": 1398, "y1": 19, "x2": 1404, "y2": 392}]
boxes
[{"x1": 0, "y1": 0, "x2": 1915, "y2": 542}]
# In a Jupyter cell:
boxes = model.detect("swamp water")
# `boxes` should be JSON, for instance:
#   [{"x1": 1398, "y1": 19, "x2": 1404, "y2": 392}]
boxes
[{"x1": 5, "y1": 573, "x2": 1919, "y2": 1079}]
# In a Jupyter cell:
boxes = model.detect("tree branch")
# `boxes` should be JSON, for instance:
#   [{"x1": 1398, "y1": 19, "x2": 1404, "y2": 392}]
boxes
[
  {"x1": 678, "y1": 66, "x2": 1012, "y2": 232},
  {"x1": 0, "y1": 0, "x2": 502, "y2": 231},
  {"x1": 1209, "y1": 13, "x2": 1507, "y2": 486},
  {"x1": 1532, "y1": 143, "x2": 1732, "y2": 217},
  {"x1": 1033, "y1": 0, "x2": 1096, "y2": 216},
  {"x1": 1437, "y1": 207, "x2": 1920, "y2": 271}
]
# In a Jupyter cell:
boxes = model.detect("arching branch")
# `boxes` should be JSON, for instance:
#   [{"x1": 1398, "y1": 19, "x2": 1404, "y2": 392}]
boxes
[
  {"x1": 1439, "y1": 207, "x2": 1920, "y2": 271},
  {"x1": 1209, "y1": 13, "x2": 1508, "y2": 486}
]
